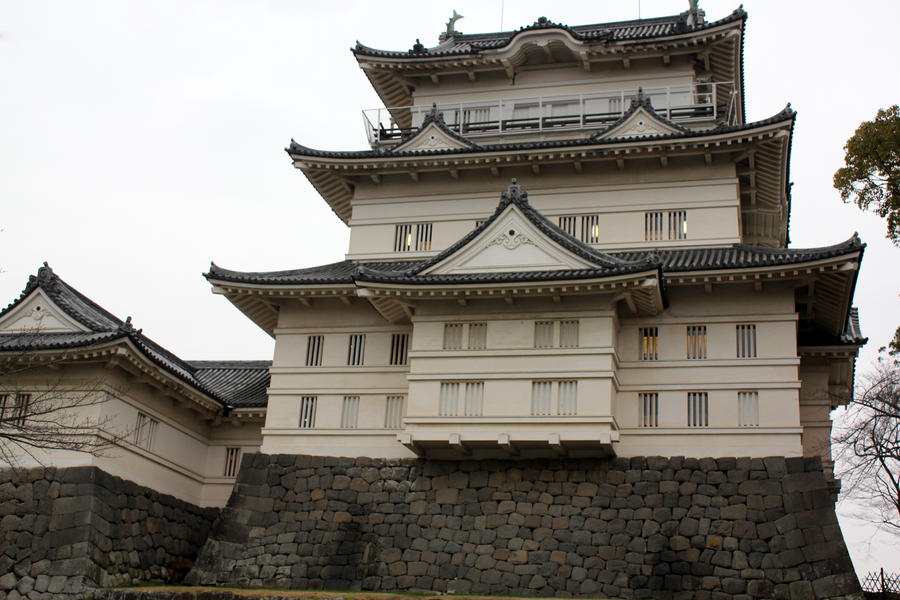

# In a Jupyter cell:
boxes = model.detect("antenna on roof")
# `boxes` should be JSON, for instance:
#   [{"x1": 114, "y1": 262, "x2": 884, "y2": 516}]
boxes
[{"x1": 500, "y1": 0, "x2": 504, "y2": 30}]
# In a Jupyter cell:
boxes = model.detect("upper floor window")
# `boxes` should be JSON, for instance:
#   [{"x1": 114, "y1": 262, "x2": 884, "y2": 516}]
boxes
[
  {"x1": 439, "y1": 382, "x2": 460, "y2": 416},
  {"x1": 299, "y1": 396, "x2": 317, "y2": 428},
  {"x1": 305, "y1": 335, "x2": 324, "y2": 366},
  {"x1": 645, "y1": 212, "x2": 664, "y2": 241},
  {"x1": 558, "y1": 215, "x2": 600, "y2": 244},
  {"x1": 534, "y1": 321, "x2": 555, "y2": 348},
  {"x1": 639, "y1": 327, "x2": 659, "y2": 361},
  {"x1": 385, "y1": 395, "x2": 405, "y2": 428},
  {"x1": 443, "y1": 323, "x2": 463, "y2": 350},
  {"x1": 738, "y1": 391, "x2": 759, "y2": 427},
  {"x1": 0, "y1": 393, "x2": 30, "y2": 428},
  {"x1": 668, "y1": 210, "x2": 687, "y2": 240},
  {"x1": 686, "y1": 325, "x2": 707, "y2": 359},
  {"x1": 531, "y1": 380, "x2": 577, "y2": 416},
  {"x1": 134, "y1": 411, "x2": 158, "y2": 450},
  {"x1": 639, "y1": 392, "x2": 659, "y2": 427},
  {"x1": 736, "y1": 324, "x2": 757, "y2": 358},
  {"x1": 347, "y1": 334, "x2": 366, "y2": 366},
  {"x1": 687, "y1": 392, "x2": 709, "y2": 427},
  {"x1": 223, "y1": 447, "x2": 241, "y2": 478},
  {"x1": 341, "y1": 396, "x2": 360, "y2": 429},
  {"x1": 468, "y1": 323, "x2": 487, "y2": 350},
  {"x1": 394, "y1": 223, "x2": 432, "y2": 252},
  {"x1": 390, "y1": 333, "x2": 409, "y2": 365},
  {"x1": 534, "y1": 320, "x2": 580, "y2": 349},
  {"x1": 464, "y1": 382, "x2": 484, "y2": 417}
]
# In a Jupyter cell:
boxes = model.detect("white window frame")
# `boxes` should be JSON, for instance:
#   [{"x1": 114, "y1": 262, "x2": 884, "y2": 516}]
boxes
[
  {"x1": 686, "y1": 325, "x2": 707, "y2": 359},
  {"x1": 389, "y1": 333, "x2": 409, "y2": 366},
  {"x1": 639, "y1": 327, "x2": 659, "y2": 361},
  {"x1": 384, "y1": 395, "x2": 405, "y2": 429},
  {"x1": 305, "y1": 335, "x2": 324, "y2": 366},
  {"x1": 223, "y1": 447, "x2": 241, "y2": 478},
  {"x1": 639, "y1": 392, "x2": 659, "y2": 428},
  {"x1": 347, "y1": 334, "x2": 366, "y2": 366},
  {"x1": 738, "y1": 391, "x2": 759, "y2": 427},
  {"x1": 687, "y1": 392, "x2": 708, "y2": 427},
  {"x1": 299, "y1": 396, "x2": 317, "y2": 429},
  {"x1": 736, "y1": 324, "x2": 757, "y2": 358},
  {"x1": 341, "y1": 396, "x2": 360, "y2": 429},
  {"x1": 133, "y1": 411, "x2": 159, "y2": 450}
]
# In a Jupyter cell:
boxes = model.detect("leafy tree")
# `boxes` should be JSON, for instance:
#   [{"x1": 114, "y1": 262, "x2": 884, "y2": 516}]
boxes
[{"x1": 833, "y1": 105, "x2": 900, "y2": 245}]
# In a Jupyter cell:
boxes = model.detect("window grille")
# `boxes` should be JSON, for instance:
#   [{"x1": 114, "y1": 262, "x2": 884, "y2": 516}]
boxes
[
  {"x1": 299, "y1": 396, "x2": 317, "y2": 428},
  {"x1": 390, "y1": 333, "x2": 409, "y2": 365},
  {"x1": 644, "y1": 212, "x2": 664, "y2": 241},
  {"x1": 686, "y1": 325, "x2": 707, "y2": 359},
  {"x1": 467, "y1": 323, "x2": 487, "y2": 350},
  {"x1": 133, "y1": 412, "x2": 159, "y2": 450},
  {"x1": 464, "y1": 382, "x2": 484, "y2": 416},
  {"x1": 639, "y1": 327, "x2": 659, "y2": 360},
  {"x1": 305, "y1": 335, "x2": 324, "y2": 366},
  {"x1": 736, "y1": 324, "x2": 757, "y2": 358},
  {"x1": 341, "y1": 396, "x2": 360, "y2": 428},
  {"x1": 559, "y1": 320, "x2": 579, "y2": 348},
  {"x1": 0, "y1": 393, "x2": 30, "y2": 428},
  {"x1": 639, "y1": 393, "x2": 659, "y2": 427},
  {"x1": 443, "y1": 323, "x2": 463, "y2": 350},
  {"x1": 738, "y1": 391, "x2": 759, "y2": 427},
  {"x1": 347, "y1": 334, "x2": 366, "y2": 366},
  {"x1": 687, "y1": 392, "x2": 708, "y2": 427},
  {"x1": 384, "y1": 395, "x2": 405, "y2": 428},
  {"x1": 581, "y1": 214, "x2": 601, "y2": 244},
  {"x1": 439, "y1": 383, "x2": 459, "y2": 416},
  {"x1": 223, "y1": 447, "x2": 241, "y2": 477},
  {"x1": 534, "y1": 321, "x2": 554, "y2": 348},
  {"x1": 668, "y1": 210, "x2": 687, "y2": 240},
  {"x1": 394, "y1": 223, "x2": 433, "y2": 252},
  {"x1": 558, "y1": 381, "x2": 577, "y2": 416},
  {"x1": 558, "y1": 216, "x2": 577, "y2": 238},
  {"x1": 531, "y1": 381, "x2": 553, "y2": 416}
]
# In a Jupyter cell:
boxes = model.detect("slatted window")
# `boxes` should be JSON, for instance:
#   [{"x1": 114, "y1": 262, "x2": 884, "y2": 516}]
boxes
[
  {"x1": 686, "y1": 325, "x2": 707, "y2": 359},
  {"x1": 341, "y1": 396, "x2": 360, "y2": 429},
  {"x1": 347, "y1": 334, "x2": 366, "y2": 366},
  {"x1": 639, "y1": 327, "x2": 659, "y2": 361},
  {"x1": 299, "y1": 396, "x2": 317, "y2": 428},
  {"x1": 443, "y1": 323, "x2": 463, "y2": 350},
  {"x1": 439, "y1": 383, "x2": 459, "y2": 416},
  {"x1": 305, "y1": 335, "x2": 324, "y2": 366},
  {"x1": 534, "y1": 321, "x2": 555, "y2": 348},
  {"x1": 390, "y1": 333, "x2": 409, "y2": 365},
  {"x1": 558, "y1": 216, "x2": 577, "y2": 237},
  {"x1": 668, "y1": 210, "x2": 687, "y2": 240},
  {"x1": 223, "y1": 447, "x2": 241, "y2": 477},
  {"x1": 639, "y1": 393, "x2": 659, "y2": 427},
  {"x1": 0, "y1": 393, "x2": 30, "y2": 427},
  {"x1": 394, "y1": 223, "x2": 433, "y2": 252},
  {"x1": 133, "y1": 411, "x2": 158, "y2": 450},
  {"x1": 468, "y1": 323, "x2": 487, "y2": 350},
  {"x1": 738, "y1": 391, "x2": 759, "y2": 427},
  {"x1": 736, "y1": 324, "x2": 757, "y2": 358},
  {"x1": 464, "y1": 382, "x2": 484, "y2": 416},
  {"x1": 558, "y1": 381, "x2": 577, "y2": 416},
  {"x1": 531, "y1": 381, "x2": 553, "y2": 416},
  {"x1": 644, "y1": 212, "x2": 664, "y2": 241},
  {"x1": 581, "y1": 214, "x2": 601, "y2": 244},
  {"x1": 687, "y1": 392, "x2": 708, "y2": 427},
  {"x1": 385, "y1": 395, "x2": 405, "y2": 428},
  {"x1": 559, "y1": 320, "x2": 579, "y2": 348}
]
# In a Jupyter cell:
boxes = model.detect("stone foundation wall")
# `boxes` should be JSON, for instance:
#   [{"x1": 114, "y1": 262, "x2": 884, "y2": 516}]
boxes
[
  {"x1": 187, "y1": 454, "x2": 861, "y2": 600},
  {"x1": 0, "y1": 466, "x2": 219, "y2": 599}
]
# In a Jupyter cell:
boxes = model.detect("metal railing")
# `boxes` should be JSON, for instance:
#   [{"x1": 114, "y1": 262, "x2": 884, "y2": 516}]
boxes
[{"x1": 362, "y1": 82, "x2": 737, "y2": 146}]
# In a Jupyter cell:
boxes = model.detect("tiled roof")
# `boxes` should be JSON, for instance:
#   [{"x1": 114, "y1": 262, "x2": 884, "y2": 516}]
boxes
[
  {"x1": 189, "y1": 361, "x2": 271, "y2": 408},
  {"x1": 353, "y1": 9, "x2": 746, "y2": 59},
  {"x1": 0, "y1": 264, "x2": 270, "y2": 411},
  {"x1": 798, "y1": 308, "x2": 867, "y2": 348}
]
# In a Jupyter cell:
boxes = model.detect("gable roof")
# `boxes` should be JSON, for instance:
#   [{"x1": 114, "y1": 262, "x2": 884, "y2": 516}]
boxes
[
  {"x1": 593, "y1": 91, "x2": 691, "y2": 140},
  {"x1": 392, "y1": 105, "x2": 481, "y2": 153},
  {"x1": 0, "y1": 264, "x2": 270, "y2": 411}
]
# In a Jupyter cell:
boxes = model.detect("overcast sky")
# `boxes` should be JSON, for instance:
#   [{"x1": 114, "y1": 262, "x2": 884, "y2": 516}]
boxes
[{"x1": 2, "y1": 0, "x2": 899, "y2": 575}]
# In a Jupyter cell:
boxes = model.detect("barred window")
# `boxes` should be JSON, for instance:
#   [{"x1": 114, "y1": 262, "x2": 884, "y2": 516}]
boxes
[
  {"x1": 133, "y1": 412, "x2": 158, "y2": 450},
  {"x1": 559, "y1": 320, "x2": 579, "y2": 348},
  {"x1": 467, "y1": 323, "x2": 487, "y2": 350},
  {"x1": 644, "y1": 211, "x2": 664, "y2": 241},
  {"x1": 531, "y1": 381, "x2": 553, "y2": 416},
  {"x1": 557, "y1": 381, "x2": 577, "y2": 416},
  {"x1": 390, "y1": 333, "x2": 409, "y2": 365},
  {"x1": 534, "y1": 321, "x2": 554, "y2": 348},
  {"x1": 686, "y1": 325, "x2": 707, "y2": 359},
  {"x1": 687, "y1": 392, "x2": 708, "y2": 427},
  {"x1": 299, "y1": 396, "x2": 317, "y2": 428},
  {"x1": 341, "y1": 396, "x2": 360, "y2": 429},
  {"x1": 668, "y1": 210, "x2": 687, "y2": 240},
  {"x1": 223, "y1": 447, "x2": 241, "y2": 478},
  {"x1": 384, "y1": 395, "x2": 405, "y2": 429},
  {"x1": 464, "y1": 382, "x2": 484, "y2": 416},
  {"x1": 639, "y1": 327, "x2": 658, "y2": 361},
  {"x1": 558, "y1": 216, "x2": 577, "y2": 237},
  {"x1": 0, "y1": 393, "x2": 30, "y2": 428},
  {"x1": 639, "y1": 393, "x2": 659, "y2": 427},
  {"x1": 394, "y1": 223, "x2": 433, "y2": 252},
  {"x1": 439, "y1": 383, "x2": 459, "y2": 416},
  {"x1": 443, "y1": 323, "x2": 463, "y2": 350},
  {"x1": 531, "y1": 381, "x2": 577, "y2": 416},
  {"x1": 305, "y1": 335, "x2": 324, "y2": 366},
  {"x1": 581, "y1": 214, "x2": 601, "y2": 244},
  {"x1": 347, "y1": 334, "x2": 366, "y2": 366},
  {"x1": 736, "y1": 324, "x2": 757, "y2": 358},
  {"x1": 738, "y1": 391, "x2": 759, "y2": 427}
]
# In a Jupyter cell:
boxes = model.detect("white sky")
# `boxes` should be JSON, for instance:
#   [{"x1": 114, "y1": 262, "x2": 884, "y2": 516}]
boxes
[{"x1": 2, "y1": 0, "x2": 899, "y2": 577}]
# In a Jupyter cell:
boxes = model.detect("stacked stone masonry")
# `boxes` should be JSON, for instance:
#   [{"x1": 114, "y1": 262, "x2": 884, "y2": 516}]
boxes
[
  {"x1": 0, "y1": 466, "x2": 219, "y2": 599},
  {"x1": 186, "y1": 454, "x2": 862, "y2": 600}
]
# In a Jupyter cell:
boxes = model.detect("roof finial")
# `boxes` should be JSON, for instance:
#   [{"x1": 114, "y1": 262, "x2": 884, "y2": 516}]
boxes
[
  {"x1": 685, "y1": 0, "x2": 705, "y2": 27},
  {"x1": 445, "y1": 10, "x2": 464, "y2": 36},
  {"x1": 409, "y1": 38, "x2": 425, "y2": 54}
]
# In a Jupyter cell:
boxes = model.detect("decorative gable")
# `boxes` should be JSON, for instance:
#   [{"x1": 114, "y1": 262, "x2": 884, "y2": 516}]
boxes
[
  {"x1": 393, "y1": 105, "x2": 479, "y2": 153},
  {"x1": 595, "y1": 91, "x2": 688, "y2": 140},
  {"x1": 0, "y1": 289, "x2": 89, "y2": 334},
  {"x1": 421, "y1": 202, "x2": 596, "y2": 275}
]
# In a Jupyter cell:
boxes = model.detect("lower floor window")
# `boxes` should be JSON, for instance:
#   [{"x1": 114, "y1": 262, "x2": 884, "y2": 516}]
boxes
[
  {"x1": 299, "y1": 396, "x2": 317, "y2": 428},
  {"x1": 223, "y1": 447, "x2": 241, "y2": 477},
  {"x1": 531, "y1": 380, "x2": 578, "y2": 416},
  {"x1": 341, "y1": 396, "x2": 360, "y2": 429},
  {"x1": 738, "y1": 391, "x2": 759, "y2": 426},
  {"x1": 687, "y1": 392, "x2": 708, "y2": 427},
  {"x1": 0, "y1": 393, "x2": 31, "y2": 427},
  {"x1": 133, "y1": 411, "x2": 159, "y2": 450},
  {"x1": 639, "y1": 392, "x2": 659, "y2": 427},
  {"x1": 385, "y1": 395, "x2": 405, "y2": 428}
]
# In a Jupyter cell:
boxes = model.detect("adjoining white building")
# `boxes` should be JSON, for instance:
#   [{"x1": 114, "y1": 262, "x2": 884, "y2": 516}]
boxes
[{"x1": 0, "y1": 5, "x2": 865, "y2": 506}]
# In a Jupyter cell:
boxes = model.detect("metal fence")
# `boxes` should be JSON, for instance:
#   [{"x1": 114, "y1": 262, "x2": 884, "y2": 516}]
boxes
[{"x1": 862, "y1": 569, "x2": 900, "y2": 598}]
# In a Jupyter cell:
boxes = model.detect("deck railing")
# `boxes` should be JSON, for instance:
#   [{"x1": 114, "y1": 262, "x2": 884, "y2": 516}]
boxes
[{"x1": 362, "y1": 82, "x2": 737, "y2": 147}]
